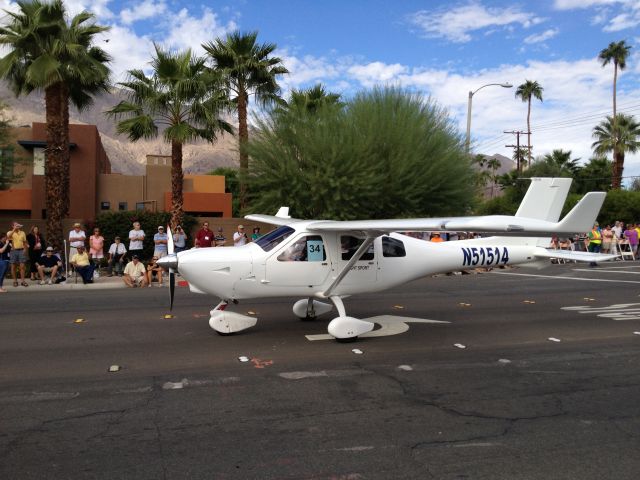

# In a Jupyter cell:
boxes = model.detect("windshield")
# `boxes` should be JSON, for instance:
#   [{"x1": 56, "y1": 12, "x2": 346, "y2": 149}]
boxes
[{"x1": 254, "y1": 225, "x2": 295, "y2": 252}]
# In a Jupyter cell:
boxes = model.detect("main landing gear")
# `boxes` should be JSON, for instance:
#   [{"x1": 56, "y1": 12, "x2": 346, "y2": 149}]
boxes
[{"x1": 293, "y1": 296, "x2": 374, "y2": 342}]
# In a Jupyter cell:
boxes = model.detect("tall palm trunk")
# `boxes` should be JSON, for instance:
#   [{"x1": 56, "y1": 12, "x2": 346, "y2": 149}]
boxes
[
  {"x1": 526, "y1": 98, "x2": 532, "y2": 164},
  {"x1": 237, "y1": 89, "x2": 249, "y2": 210},
  {"x1": 60, "y1": 83, "x2": 70, "y2": 217},
  {"x1": 612, "y1": 62, "x2": 620, "y2": 189},
  {"x1": 170, "y1": 139, "x2": 184, "y2": 229},
  {"x1": 44, "y1": 82, "x2": 66, "y2": 250}
]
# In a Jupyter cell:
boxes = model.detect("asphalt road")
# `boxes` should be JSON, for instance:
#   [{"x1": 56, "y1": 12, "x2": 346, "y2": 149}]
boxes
[{"x1": 2, "y1": 263, "x2": 640, "y2": 479}]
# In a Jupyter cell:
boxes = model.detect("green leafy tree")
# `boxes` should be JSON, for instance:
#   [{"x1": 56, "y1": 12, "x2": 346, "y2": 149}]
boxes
[
  {"x1": 246, "y1": 86, "x2": 474, "y2": 219},
  {"x1": 203, "y1": 31, "x2": 289, "y2": 210},
  {"x1": 574, "y1": 157, "x2": 613, "y2": 193},
  {"x1": 0, "y1": 100, "x2": 21, "y2": 190},
  {"x1": 592, "y1": 114, "x2": 640, "y2": 189},
  {"x1": 599, "y1": 40, "x2": 632, "y2": 187},
  {"x1": 515, "y1": 80, "x2": 543, "y2": 165},
  {"x1": 0, "y1": 0, "x2": 111, "y2": 248},
  {"x1": 208, "y1": 166, "x2": 240, "y2": 217},
  {"x1": 108, "y1": 45, "x2": 232, "y2": 228}
]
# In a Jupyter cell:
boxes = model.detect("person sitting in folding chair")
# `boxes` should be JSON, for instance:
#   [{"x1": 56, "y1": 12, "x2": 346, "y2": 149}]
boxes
[{"x1": 70, "y1": 245, "x2": 95, "y2": 284}]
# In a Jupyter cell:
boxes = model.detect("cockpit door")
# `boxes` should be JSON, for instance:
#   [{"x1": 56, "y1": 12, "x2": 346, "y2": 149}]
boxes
[
  {"x1": 336, "y1": 234, "x2": 378, "y2": 284},
  {"x1": 264, "y1": 234, "x2": 332, "y2": 286}
]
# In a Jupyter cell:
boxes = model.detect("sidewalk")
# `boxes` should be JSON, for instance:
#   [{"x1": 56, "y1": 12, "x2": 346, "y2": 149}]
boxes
[{"x1": 1, "y1": 273, "x2": 175, "y2": 293}]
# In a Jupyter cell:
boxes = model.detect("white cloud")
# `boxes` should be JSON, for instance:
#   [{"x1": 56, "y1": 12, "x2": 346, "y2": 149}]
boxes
[
  {"x1": 98, "y1": 24, "x2": 155, "y2": 82},
  {"x1": 63, "y1": 0, "x2": 114, "y2": 19},
  {"x1": 163, "y1": 7, "x2": 237, "y2": 53},
  {"x1": 524, "y1": 28, "x2": 560, "y2": 44},
  {"x1": 554, "y1": 0, "x2": 627, "y2": 9},
  {"x1": 278, "y1": 51, "x2": 340, "y2": 90},
  {"x1": 347, "y1": 62, "x2": 408, "y2": 88},
  {"x1": 408, "y1": 2, "x2": 544, "y2": 43},
  {"x1": 120, "y1": 0, "x2": 167, "y2": 25},
  {"x1": 603, "y1": 7, "x2": 640, "y2": 31}
]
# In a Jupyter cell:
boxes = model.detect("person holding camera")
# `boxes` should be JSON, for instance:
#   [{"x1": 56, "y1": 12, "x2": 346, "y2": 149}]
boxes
[
  {"x1": 233, "y1": 225, "x2": 248, "y2": 247},
  {"x1": 173, "y1": 225, "x2": 187, "y2": 252}
]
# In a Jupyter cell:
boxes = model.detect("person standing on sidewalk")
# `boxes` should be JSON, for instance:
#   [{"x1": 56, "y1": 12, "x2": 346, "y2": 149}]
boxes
[
  {"x1": 89, "y1": 227, "x2": 105, "y2": 278},
  {"x1": 128, "y1": 221, "x2": 145, "y2": 260},
  {"x1": 26, "y1": 225, "x2": 45, "y2": 281},
  {"x1": 7, "y1": 222, "x2": 28, "y2": 287},
  {"x1": 68, "y1": 223, "x2": 86, "y2": 259},
  {"x1": 0, "y1": 232, "x2": 10, "y2": 292}
]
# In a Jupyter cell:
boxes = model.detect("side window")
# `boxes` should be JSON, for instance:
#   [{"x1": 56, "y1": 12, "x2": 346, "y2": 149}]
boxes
[
  {"x1": 278, "y1": 235, "x2": 326, "y2": 262},
  {"x1": 341, "y1": 236, "x2": 374, "y2": 261},
  {"x1": 382, "y1": 236, "x2": 406, "y2": 257}
]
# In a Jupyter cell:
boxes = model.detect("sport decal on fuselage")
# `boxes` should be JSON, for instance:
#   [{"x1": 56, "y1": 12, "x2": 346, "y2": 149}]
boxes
[{"x1": 461, "y1": 247, "x2": 509, "y2": 267}]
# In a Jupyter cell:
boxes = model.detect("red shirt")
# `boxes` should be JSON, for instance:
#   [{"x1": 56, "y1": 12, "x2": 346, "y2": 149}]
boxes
[{"x1": 195, "y1": 228, "x2": 213, "y2": 248}]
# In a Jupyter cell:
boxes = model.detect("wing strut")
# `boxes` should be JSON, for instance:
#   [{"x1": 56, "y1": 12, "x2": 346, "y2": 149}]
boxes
[{"x1": 323, "y1": 236, "x2": 377, "y2": 297}]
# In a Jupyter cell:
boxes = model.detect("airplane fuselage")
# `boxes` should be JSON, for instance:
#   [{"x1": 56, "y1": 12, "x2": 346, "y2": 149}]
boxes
[{"x1": 176, "y1": 225, "x2": 543, "y2": 302}]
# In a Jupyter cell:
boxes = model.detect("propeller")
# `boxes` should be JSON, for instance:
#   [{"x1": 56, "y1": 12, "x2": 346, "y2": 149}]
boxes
[
  {"x1": 167, "y1": 225, "x2": 175, "y2": 310},
  {"x1": 156, "y1": 225, "x2": 179, "y2": 310}
]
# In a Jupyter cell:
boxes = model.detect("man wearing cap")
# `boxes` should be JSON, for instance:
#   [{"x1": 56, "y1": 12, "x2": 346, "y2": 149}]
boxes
[
  {"x1": 195, "y1": 221, "x2": 213, "y2": 248},
  {"x1": 7, "y1": 222, "x2": 28, "y2": 287},
  {"x1": 68, "y1": 222, "x2": 86, "y2": 259},
  {"x1": 36, "y1": 246, "x2": 62, "y2": 284},
  {"x1": 123, "y1": 255, "x2": 148, "y2": 287},
  {"x1": 233, "y1": 225, "x2": 248, "y2": 247},
  {"x1": 71, "y1": 245, "x2": 95, "y2": 284},
  {"x1": 107, "y1": 236, "x2": 127, "y2": 276},
  {"x1": 153, "y1": 226, "x2": 168, "y2": 258}
]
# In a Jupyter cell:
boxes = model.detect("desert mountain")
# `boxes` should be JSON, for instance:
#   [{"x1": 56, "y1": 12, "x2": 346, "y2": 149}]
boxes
[{"x1": 0, "y1": 82, "x2": 238, "y2": 175}]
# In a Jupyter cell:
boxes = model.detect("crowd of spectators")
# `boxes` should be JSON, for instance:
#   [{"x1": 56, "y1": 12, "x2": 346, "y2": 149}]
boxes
[{"x1": 0, "y1": 220, "x2": 263, "y2": 292}]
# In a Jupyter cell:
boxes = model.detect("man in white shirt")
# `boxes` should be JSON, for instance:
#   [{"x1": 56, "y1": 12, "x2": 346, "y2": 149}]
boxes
[
  {"x1": 107, "y1": 236, "x2": 127, "y2": 276},
  {"x1": 233, "y1": 225, "x2": 248, "y2": 247},
  {"x1": 68, "y1": 222, "x2": 86, "y2": 258},
  {"x1": 128, "y1": 221, "x2": 145, "y2": 260}
]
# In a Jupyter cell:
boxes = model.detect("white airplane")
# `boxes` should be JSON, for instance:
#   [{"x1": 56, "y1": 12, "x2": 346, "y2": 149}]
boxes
[{"x1": 158, "y1": 178, "x2": 615, "y2": 341}]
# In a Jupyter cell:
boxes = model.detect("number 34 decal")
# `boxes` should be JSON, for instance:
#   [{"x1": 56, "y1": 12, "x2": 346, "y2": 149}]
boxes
[{"x1": 461, "y1": 247, "x2": 509, "y2": 266}]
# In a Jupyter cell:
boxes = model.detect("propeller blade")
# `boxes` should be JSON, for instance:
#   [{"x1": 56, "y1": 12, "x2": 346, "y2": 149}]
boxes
[
  {"x1": 169, "y1": 270, "x2": 175, "y2": 311},
  {"x1": 167, "y1": 225, "x2": 174, "y2": 255}
]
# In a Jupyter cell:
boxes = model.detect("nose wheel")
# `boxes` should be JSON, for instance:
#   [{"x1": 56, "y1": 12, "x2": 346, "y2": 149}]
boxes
[{"x1": 209, "y1": 300, "x2": 257, "y2": 335}]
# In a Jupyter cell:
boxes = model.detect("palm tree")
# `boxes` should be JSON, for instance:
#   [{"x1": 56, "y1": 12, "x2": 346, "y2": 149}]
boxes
[
  {"x1": 599, "y1": 40, "x2": 632, "y2": 186},
  {"x1": 592, "y1": 114, "x2": 640, "y2": 188},
  {"x1": 0, "y1": 0, "x2": 111, "y2": 248},
  {"x1": 515, "y1": 80, "x2": 543, "y2": 165},
  {"x1": 107, "y1": 45, "x2": 232, "y2": 228},
  {"x1": 203, "y1": 31, "x2": 288, "y2": 210},
  {"x1": 542, "y1": 149, "x2": 580, "y2": 176},
  {"x1": 283, "y1": 84, "x2": 342, "y2": 114}
]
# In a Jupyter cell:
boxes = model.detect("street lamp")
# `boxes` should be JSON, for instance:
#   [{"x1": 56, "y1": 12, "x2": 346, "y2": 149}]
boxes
[{"x1": 465, "y1": 82, "x2": 512, "y2": 153}]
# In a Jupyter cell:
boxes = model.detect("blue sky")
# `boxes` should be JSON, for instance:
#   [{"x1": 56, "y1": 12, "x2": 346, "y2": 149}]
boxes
[{"x1": 3, "y1": 0, "x2": 640, "y2": 177}]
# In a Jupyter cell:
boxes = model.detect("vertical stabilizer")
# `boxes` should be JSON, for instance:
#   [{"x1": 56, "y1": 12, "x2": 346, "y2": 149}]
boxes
[{"x1": 515, "y1": 177, "x2": 572, "y2": 222}]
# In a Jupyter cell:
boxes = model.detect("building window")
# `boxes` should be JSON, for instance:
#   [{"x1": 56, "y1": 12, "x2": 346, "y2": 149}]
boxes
[
  {"x1": 33, "y1": 147, "x2": 45, "y2": 175},
  {"x1": 100, "y1": 201, "x2": 110, "y2": 210},
  {"x1": 135, "y1": 202, "x2": 145, "y2": 211},
  {"x1": 118, "y1": 202, "x2": 127, "y2": 211}
]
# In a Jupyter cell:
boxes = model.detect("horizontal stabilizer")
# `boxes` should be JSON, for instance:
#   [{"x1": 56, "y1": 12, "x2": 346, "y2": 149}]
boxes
[{"x1": 556, "y1": 192, "x2": 606, "y2": 233}]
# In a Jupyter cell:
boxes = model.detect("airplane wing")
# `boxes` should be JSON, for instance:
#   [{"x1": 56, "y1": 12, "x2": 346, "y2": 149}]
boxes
[
  {"x1": 534, "y1": 249, "x2": 619, "y2": 263},
  {"x1": 303, "y1": 192, "x2": 606, "y2": 236}
]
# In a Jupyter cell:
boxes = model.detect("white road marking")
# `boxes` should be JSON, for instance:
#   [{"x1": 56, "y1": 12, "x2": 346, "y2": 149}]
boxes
[
  {"x1": 498, "y1": 359, "x2": 511, "y2": 364},
  {"x1": 573, "y1": 269, "x2": 640, "y2": 275},
  {"x1": 562, "y1": 303, "x2": 640, "y2": 321},
  {"x1": 397, "y1": 365, "x2": 413, "y2": 371},
  {"x1": 352, "y1": 349, "x2": 363, "y2": 355},
  {"x1": 548, "y1": 337, "x2": 561, "y2": 342},
  {"x1": 492, "y1": 272, "x2": 640, "y2": 284},
  {"x1": 454, "y1": 343, "x2": 467, "y2": 349},
  {"x1": 305, "y1": 315, "x2": 449, "y2": 341}
]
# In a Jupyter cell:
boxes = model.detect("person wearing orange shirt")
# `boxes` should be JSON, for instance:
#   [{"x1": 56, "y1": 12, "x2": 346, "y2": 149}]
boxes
[{"x1": 430, "y1": 233, "x2": 444, "y2": 243}]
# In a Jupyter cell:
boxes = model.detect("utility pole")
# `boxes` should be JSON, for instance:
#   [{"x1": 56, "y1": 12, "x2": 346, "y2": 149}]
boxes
[{"x1": 504, "y1": 130, "x2": 531, "y2": 173}]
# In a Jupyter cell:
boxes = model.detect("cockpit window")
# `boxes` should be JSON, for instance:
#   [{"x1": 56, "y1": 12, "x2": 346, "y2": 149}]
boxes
[
  {"x1": 382, "y1": 236, "x2": 406, "y2": 257},
  {"x1": 277, "y1": 235, "x2": 326, "y2": 262},
  {"x1": 341, "y1": 235, "x2": 374, "y2": 261},
  {"x1": 255, "y1": 226, "x2": 295, "y2": 252}
]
